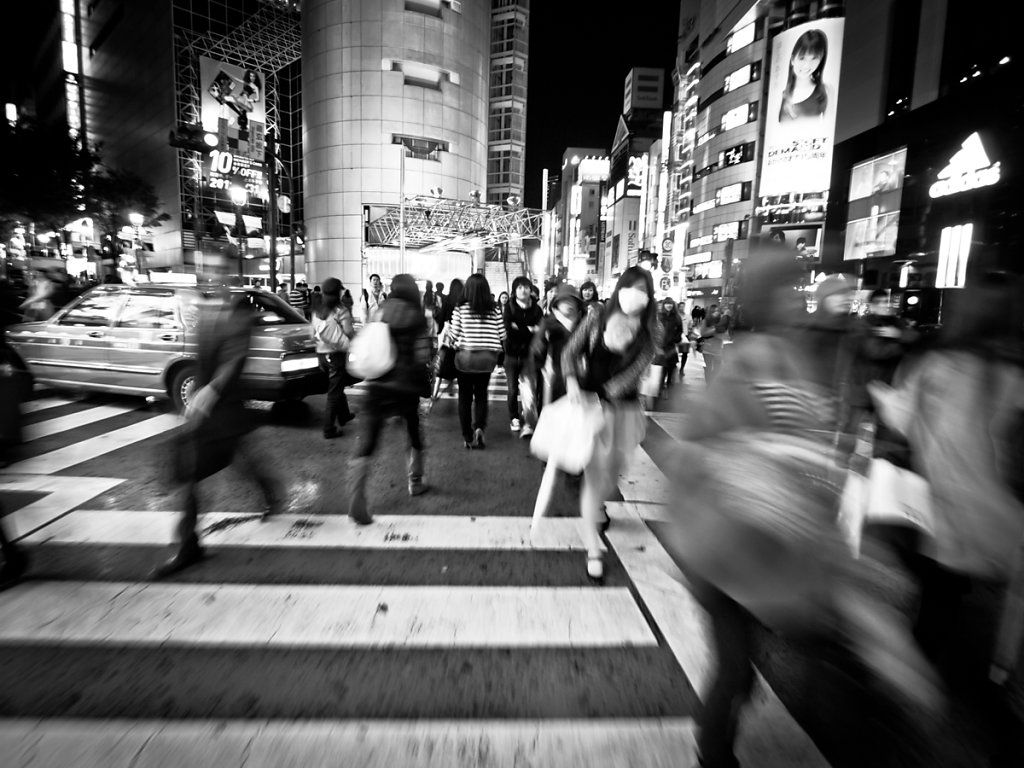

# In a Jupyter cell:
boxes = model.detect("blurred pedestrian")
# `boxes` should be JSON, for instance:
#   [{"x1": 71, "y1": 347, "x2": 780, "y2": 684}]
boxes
[
  {"x1": 348, "y1": 274, "x2": 431, "y2": 524},
  {"x1": 656, "y1": 297, "x2": 683, "y2": 393},
  {"x1": 697, "y1": 304, "x2": 726, "y2": 384},
  {"x1": 443, "y1": 273, "x2": 505, "y2": 449},
  {"x1": 364, "y1": 273, "x2": 387, "y2": 320},
  {"x1": 422, "y1": 280, "x2": 438, "y2": 347},
  {"x1": 563, "y1": 266, "x2": 659, "y2": 580},
  {"x1": 154, "y1": 251, "x2": 285, "y2": 578},
  {"x1": 664, "y1": 244, "x2": 940, "y2": 768},
  {"x1": 503, "y1": 276, "x2": 542, "y2": 435},
  {"x1": 677, "y1": 303, "x2": 694, "y2": 378},
  {"x1": 276, "y1": 281, "x2": 290, "y2": 303},
  {"x1": 529, "y1": 282, "x2": 584, "y2": 425},
  {"x1": 19, "y1": 269, "x2": 55, "y2": 322},
  {"x1": 580, "y1": 281, "x2": 601, "y2": 314},
  {"x1": 1, "y1": 334, "x2": 31, "y2": 590},
  {"x1": 311, "y1": 277, "x2": 355, "y2": 439},
  {"x1": 288, "y1": 280, "x2": 310, "y2": 320},
  {"x1": 869, "y1": 273, "x2": 1024, "y2": 681}
]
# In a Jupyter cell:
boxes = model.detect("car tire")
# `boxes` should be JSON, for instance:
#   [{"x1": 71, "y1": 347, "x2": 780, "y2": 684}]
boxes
[{"x1": 169, "y1": 365, "x2": 197, "y2": 413}]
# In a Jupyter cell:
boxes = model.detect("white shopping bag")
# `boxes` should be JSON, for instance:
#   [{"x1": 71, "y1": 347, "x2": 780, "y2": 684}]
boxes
[
  {"x1": 639, "y1": 364, "x2": 663, "y2": 399},
  {"x1": 529, "y1": 392, "x2": 604, "y2": 474}
]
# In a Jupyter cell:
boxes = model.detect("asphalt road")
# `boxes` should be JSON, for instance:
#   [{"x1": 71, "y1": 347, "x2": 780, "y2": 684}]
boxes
[{"x1": 0, "y1": 362, "x2": 1020, "y2": 767}]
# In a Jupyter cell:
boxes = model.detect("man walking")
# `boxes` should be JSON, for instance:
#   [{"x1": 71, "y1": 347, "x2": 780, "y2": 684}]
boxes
[
  {"x1": 502, "y1": 276, "x2": 542, "y2": 437},
  {"x1": 153, "y1": 250, "x2": 285, "y2": 578}
]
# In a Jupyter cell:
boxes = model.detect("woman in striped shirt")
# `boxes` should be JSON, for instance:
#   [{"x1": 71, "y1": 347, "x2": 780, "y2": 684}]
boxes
[{"x1": 443, "y1": 274, "x2": 506, "y2": 449}]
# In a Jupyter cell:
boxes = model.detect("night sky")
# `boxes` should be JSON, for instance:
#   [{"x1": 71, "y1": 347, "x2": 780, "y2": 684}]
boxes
[
  {"x1": 1, "y1": 2, "x2": 682, "y2": 211},
  {"x1": 522, "y1": 1, "x2": 681, "y2": 208}
]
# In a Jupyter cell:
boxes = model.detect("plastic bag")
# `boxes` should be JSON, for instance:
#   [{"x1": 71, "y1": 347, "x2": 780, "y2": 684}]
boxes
[
  {"x1": 529, "y1": 392, "x2": 604, "y2": 474},
  {"x1": 346, "y1": 321, "x2": 396, "y2": 381}
]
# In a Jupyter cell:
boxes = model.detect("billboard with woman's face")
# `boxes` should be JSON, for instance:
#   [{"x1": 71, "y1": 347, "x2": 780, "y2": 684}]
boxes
[{"x1": 759, "y1": 18, "x2": 845, "y2": 198}]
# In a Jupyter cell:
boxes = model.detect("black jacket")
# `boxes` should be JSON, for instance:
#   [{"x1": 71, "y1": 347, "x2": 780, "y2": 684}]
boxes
[
  {"x1": 503, "y1": 300, "x2": 543, "y2": 358},
  {"x1": 528, "y1": 314, "x2": 575, "y2": 403},
  {"x1": 372, "y1": 295, "x2": 429, "y2": 397}
]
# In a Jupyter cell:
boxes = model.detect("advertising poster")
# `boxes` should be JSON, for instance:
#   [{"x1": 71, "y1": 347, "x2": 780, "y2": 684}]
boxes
[
  {"x1": 843, "y1": 147, "x2": 907, "y2": 260},
  {"x1": 200, "y1": 56, "x2": 265, "y2": 157},
  {"x1": 759, "y1": 18, "x2": 845, "y2": 198}
]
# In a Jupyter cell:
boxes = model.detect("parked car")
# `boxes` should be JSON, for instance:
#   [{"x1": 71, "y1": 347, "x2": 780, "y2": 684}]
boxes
[{"x1": 4, "y1": 283, "x2": 327, "y2": 411}]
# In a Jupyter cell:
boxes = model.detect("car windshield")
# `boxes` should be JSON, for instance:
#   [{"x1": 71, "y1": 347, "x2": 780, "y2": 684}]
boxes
[{"x1": 237, "y1": 290, "x2": 308, "y2": 325}]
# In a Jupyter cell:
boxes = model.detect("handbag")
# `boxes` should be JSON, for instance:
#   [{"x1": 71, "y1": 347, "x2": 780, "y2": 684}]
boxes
[
  {"x1": 435, "y1": 345, "x2": 457, "y2": 381},
  {"x1": 167, "y1": 419, "x2": 239, "y2": 484},
  {"x1": 529, "y1": 392, "x2": 605, "y2": 474},
  {"x1": 639, "y1": 364, "x2": 663, "y2": 398},
  {"x1": 346, "y1": 321, "x2": 396, "y2": 380},
  {"x1": 455, "y1": 349, "x2": 498, "y2": 374}
]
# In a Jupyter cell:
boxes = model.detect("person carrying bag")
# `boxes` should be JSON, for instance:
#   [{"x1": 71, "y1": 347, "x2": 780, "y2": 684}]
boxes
[
  {"x1": 311, "y1": 277, "x2": 355, "y2": 439},
  {"x1": 442, "y1": 273, "x2": 505, "y2": 450}
]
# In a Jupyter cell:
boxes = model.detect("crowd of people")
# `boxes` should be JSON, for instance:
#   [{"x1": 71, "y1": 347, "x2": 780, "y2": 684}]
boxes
[{"x1": 2, "y1": 244, "x2": 1022, "y2": 765}]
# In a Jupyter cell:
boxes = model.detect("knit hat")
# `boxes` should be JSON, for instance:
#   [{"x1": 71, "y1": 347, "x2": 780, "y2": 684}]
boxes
[
  {"x1": 552, "y1": 283, "x2": 583, "y2": 312},
  {"x1": 815, "y1": 274, "x2": 854, "y2": 301},
  {"x1": 321, "y1": 277, "x2": 342, "y2": 296}
]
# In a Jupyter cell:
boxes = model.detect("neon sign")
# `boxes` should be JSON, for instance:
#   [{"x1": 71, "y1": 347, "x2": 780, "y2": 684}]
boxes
[{"x1": 928, "y1": 133, "x2": 1001, "y2": 199}]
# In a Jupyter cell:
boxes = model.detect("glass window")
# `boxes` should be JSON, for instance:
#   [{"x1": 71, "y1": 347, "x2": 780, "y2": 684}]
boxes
[
  {"x1": 242, "y1": 292, "x2": 306, "y2": 325},
  {"x1": 117, "y1": 295, "x2": 182, "y2": 329},
  {"x1": 59, "y1": 292, "x2": 122, "y2": 327}
]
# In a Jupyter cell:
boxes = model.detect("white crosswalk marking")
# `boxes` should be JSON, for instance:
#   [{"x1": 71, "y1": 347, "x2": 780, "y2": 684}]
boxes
[
  {"x1": 22, "y1": 404, "x2": 139, "y2": 442},
  {"x1": 24, "y1": 510, "x2": 589, "y2": 550},
  {"x1": 19, "y1": 396, "x2": 76, "y2": 414},
  {"x1": 0, "y1": 413, "x2": 180, "y2": 475}
]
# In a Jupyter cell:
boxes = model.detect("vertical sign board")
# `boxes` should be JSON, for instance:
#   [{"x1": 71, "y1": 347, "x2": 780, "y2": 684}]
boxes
[
  {"x1": 759, "y1": 18, "x2": 845, "y2": 198},
  {"x1": 199, "y1": 56, "x2": 268, "y2": 201}
]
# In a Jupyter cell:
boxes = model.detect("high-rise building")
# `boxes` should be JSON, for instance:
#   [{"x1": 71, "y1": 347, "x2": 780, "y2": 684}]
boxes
[
  {"x1": 552, "y1": 149, "x2": 608, "y2": 283},
  {"x1": 824, "y1": 0, "x2": 1019, "y2": 321},
  {"x1": 40, "y1": 0, "x2": 530, "y2": 288}
]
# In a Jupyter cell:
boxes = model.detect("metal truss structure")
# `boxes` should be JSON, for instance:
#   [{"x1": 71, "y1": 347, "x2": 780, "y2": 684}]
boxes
[
  {"x1": 171, "y1": 1, "x2": 302, "y2": 253},
  {"x1": 366, "y1": 197, "x2": 544, "y2": 253}
]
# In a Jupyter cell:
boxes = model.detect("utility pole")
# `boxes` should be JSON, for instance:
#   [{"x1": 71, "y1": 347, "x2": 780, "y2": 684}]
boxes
[{"x1": 266, "y1": 129, "x2": 279, "y2": 291}]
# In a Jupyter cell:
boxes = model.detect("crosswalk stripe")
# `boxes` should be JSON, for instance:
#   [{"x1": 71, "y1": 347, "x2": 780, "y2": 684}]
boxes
[
  {"x1": 24, "y1": 510, "x2": 588, "y2": 550},
  {"x1": 0, "y1": 718, "x2": 695, "y2": 768},
  {"x1": 21, "y1": 404, "x2": 139, "y2": 442},
  {"x1": 0, "y1": 582, "x2": 657, "y2": 648},
  {"x1": 19, "y1": 396, "x2": 76, "y2": 414},
  {"x1": 0, "y1": 413, "x2": 180, "y2": 475}
]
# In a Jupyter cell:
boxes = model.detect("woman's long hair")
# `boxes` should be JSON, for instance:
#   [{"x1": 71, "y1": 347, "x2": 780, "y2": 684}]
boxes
[
  {"x1": 312, "y1": 289, "x2": 341, "y2": 320},
  {"x1": 389, "y1": 273, "x2": 421, "y2": 306},
  {"x1": 604, "y1": 266, "x2": 658, "y2": 340},
  {"x1": 461, "y1": 273, "x2": 495, "y2": 316},
  {"x1": 446, "y1": 278, "x2": 464, "y2": 315},
  {"x1": 423, "y1": 280, "x2": 434, "y2": 309},
  {"x1": 785, "y1": 29, "x2": 828, "y2": 96}
]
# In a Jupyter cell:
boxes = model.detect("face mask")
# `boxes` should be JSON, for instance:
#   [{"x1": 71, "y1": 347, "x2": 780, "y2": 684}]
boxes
[{"x1": 618, "y1": 286, "x2": 649, "y2": 316}]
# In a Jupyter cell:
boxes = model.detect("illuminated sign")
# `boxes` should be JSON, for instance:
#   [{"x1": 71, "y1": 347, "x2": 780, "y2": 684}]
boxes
[
  {"x1": 206, "y1": 149, "x2": 268, "y2": 199},
  {"x1": 627, "y1": 154, "x2": 647, "y2": 191},
  {"x1": 721, "y1": 102, "x2": 757, "y2": 131},
  {"x1": 693, "y1": 260, "x2": 724, "y2": 280},
  {"x1": 692, "y1": 198, "x2": 716, "y2": 214},
  {"x1": 727, "y1": 22, "x2": 756, "y2": 54},
  {"x1": 844, "y1": 147, "x2": 906, "y2": 261},
  {"x1": 717, "y1": 183, "x2": 743, "y2": 205},
  {"x1": 200, "y1": 56, "x2": 265, "y2": 158},
  {"x1": 713, "y1": 221, "x2": 740, "y2": 242},
  {"x1": 578, "y1": 157, "x2": 610, "y2": 182},
  {"x1": 689, "y1": 233, "x2": 713, "y2": 248},
  {"x1": 570, "y1": 184, "x2": 582, "y2": 216},
  {"x1": 759, "y1": 18, "x2": 845, "y2": 197},
  {"x1": 936, "y1": 223, "x2": 973, "y2": 288},
  {"x1": 928, "y1": 133, "x2": 1001, "y2": 198},
  {"x1": 684, "y1": 251, "x2": 712, "y2": 266},
  {"x1": 724, "y1": 63, "x2": 760, "y2": 93}
]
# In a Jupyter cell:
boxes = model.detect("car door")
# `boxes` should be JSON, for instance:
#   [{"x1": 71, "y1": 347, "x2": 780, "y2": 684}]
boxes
[
  {"x1": 42, "y1": 289, "x2": 126, "y2": 388},
  {"x1": 105, "y1": 290, "x2": 186, "y2": 395}
]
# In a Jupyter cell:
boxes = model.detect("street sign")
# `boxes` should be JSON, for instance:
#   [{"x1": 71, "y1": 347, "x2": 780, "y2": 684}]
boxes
[
  {"x1": 660, "y1": 276, "x2": 672, "y2": 291},
  {"x1": 277, "y1": 195, "x2": 292, "y2": 214}
]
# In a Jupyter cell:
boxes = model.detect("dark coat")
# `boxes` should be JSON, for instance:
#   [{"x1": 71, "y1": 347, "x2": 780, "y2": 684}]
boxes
[
  {"x1": 503, "y1": 300, "x2": 543, "y2": 358},
  {"x1": 371, "y1": 295, "x2": 429, "y2": 397},
  {"x1": 528, "y1": 314, "x2": 574, "y2": 404}
]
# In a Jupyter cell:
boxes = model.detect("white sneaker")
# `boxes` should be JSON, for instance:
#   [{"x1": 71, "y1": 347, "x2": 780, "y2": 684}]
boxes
[
  {"x1": 520, "y1": 424, "x2": 534, "y2": 439},
  {"x1": 510, "y1": 418, "x2": 522, "y2": 432}
]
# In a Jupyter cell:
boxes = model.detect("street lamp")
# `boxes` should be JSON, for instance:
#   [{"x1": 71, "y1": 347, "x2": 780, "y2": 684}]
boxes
[
  {"x1": 128, "y1": 212, "x2": 144, "y2": 276},
  {"x1": 230, "y1": 185, "x2": 248, "y2": 283}
]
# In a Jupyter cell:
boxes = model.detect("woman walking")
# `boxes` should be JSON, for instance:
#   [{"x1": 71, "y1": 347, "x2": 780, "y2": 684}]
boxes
[
  {"x1": 311, "y1": 277, "x2": 355, "y2": 439},
  {"x1": 562, "y1": 266, "x2": 660, "y2": 580},
  {"x1": 444, "y1": 273, "x2": 505, "y2": 449},
  {"x1": 348, "y1": 275, "x2": 431, "y2": 524}
]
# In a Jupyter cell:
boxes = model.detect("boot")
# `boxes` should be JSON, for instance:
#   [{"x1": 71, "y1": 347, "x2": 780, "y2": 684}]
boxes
[
  {"x1": 348, "y1": 456, "x2": 373, "y2": 525},
  {"x1": 151, "y1": 536, "x2": 204, "y2": 580},
  {"x1": 407, "y1": 448, "x2": 427, "y2": 496}
]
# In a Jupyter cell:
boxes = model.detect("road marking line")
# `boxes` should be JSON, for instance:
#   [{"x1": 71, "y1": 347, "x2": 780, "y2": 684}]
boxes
[
  {"x1": 0, "y1": 475, "x2": 124, "y2": 540},
  {"x1": 0, "y1": 583, "x2": 658, "y2": 649},
  {"x1": 0, "y1": 718, "x2": 695, "y2": 768},
  {"x1": 24, "y1": 510, "x2": 589, "y2": 551},
  {"x1": 22, "y1": 404, "x2": 140, "y2": 442},
  {"x1": 20, "y1": 397, "x2": 76, "y2": 414},
  {"x1": 0, "y1": 413, "x2": 181, "y2": 475}
]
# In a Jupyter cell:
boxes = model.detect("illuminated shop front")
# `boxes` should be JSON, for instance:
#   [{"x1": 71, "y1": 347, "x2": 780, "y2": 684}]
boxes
[{"x1": 825, "y1": 66, "x2": 1021, "y2": 323}]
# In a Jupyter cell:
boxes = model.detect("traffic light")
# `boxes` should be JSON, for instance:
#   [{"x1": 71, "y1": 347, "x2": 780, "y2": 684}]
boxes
[{"x1": 168, "y1": 124, "x2": 217, "y2": 152}]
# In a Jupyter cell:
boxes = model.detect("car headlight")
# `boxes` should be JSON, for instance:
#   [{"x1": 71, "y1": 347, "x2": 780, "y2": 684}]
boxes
[{"x1": 281, "y1": 356, "x2": 320, "y2": 373}]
